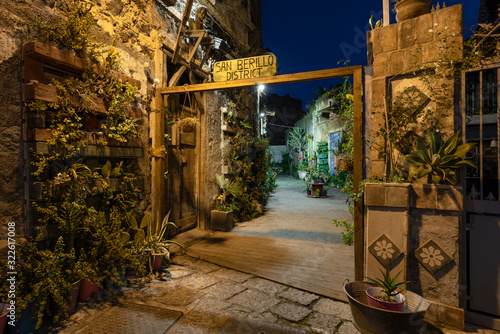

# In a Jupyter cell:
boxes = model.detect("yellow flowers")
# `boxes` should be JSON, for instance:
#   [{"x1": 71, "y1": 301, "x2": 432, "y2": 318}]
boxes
[{"x1": 345, "y1": 94, "x2": 354, "y2": 101}]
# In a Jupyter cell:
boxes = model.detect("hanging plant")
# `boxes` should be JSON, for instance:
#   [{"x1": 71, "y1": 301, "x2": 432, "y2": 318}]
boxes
[{"x1": 177, "y1": 117, "x2": 200, "y2": 133}]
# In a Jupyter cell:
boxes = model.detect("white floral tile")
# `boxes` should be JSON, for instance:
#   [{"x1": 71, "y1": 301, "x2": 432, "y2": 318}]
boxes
[
  {"x1": 368, "y1": 234, "x2": 401, "y2": 267},
  {"x1": 415, "y1": 240, "x2": 452, "y2": 274}
]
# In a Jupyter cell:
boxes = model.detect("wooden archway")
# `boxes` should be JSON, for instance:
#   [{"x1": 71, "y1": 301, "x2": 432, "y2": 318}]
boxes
[{"x1": 156, "y1": 65, "x2": 365, "y2": 280}]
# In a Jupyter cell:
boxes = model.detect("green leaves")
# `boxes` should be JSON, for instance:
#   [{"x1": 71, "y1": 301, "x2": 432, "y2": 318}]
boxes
[
  {"x1": 404, "y1": 130, "x2": 476, "y2": 185},
  {"x1": 366, "y1": 266, "x2": 410, "y2": 301}
]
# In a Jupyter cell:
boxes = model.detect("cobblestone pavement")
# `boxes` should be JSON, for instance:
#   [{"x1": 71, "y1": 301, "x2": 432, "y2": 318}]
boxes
[
  {"x1": 45, "y1": 253, "x2": 498, "y2": 334},
  {"x1": 56, "y1": 254, "x2": 360, "y2": 334}
]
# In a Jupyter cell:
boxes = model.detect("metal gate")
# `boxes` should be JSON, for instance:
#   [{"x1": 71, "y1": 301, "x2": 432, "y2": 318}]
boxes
[{"x1": 463, "y1": 66, "x2": 500, "y2": 330}]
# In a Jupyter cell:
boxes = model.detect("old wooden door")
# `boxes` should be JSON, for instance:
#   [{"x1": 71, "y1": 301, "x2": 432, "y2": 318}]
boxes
[
  {"x1": 166, "y1": 94, "x2": 199, "y2": 234},
  {"x1": 463, "y1": 68, "x2": 500, "y2": 330}
]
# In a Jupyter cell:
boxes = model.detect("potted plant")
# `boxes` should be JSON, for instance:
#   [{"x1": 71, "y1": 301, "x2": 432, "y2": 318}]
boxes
[
  {"x1": 122, "y1": 211, "x2": 186, "y2": 273},
  {"x1": 365, "y1": 266, "x2": 410, "y2": 311},
  {"x1": 0, "y1": 302, "x2": 8, "y2": 334},
  {"x1": 392, "y1": 0, "x2": 432, "y2": 22},
  {"x1": 177, "y1": 117, "x2": 200, "y2": 133},
  {"x1": 211, "y1": 174, "x2": 242, "y2": 231},
  {"x1": 404, "y1": 130, "x2": 476, "y2": 185}
]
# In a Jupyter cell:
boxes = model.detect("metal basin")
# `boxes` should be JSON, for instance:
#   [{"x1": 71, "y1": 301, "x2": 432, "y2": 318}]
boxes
[{"x1": 344, "y1": 281, "x2": 430, "y2": 334}]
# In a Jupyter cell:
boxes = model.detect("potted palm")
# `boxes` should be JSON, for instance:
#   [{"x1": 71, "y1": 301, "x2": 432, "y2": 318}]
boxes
[{"x1": 212, "y1": 174, "x2": 242, "y2": 231}]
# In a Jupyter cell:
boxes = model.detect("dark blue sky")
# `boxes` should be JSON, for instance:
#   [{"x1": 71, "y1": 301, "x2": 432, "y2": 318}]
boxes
[{"x1": 261, "y1": 0, "x2": 480, "y2": 108}]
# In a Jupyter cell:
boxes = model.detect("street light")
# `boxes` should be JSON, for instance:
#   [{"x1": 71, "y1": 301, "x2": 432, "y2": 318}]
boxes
[{"x1": 257, "y1": 85, "x2": 265, "y2": 137}]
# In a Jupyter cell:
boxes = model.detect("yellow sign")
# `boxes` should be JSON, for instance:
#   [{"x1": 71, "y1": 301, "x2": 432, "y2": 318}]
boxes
[{"x1": 213, "y1": 54, "x2": 277, "y2": 82}]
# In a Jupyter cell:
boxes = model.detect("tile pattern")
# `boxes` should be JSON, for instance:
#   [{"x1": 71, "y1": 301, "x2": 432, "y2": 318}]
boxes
[
  {"x1": 415, "y1": 240, "x2": 452, "y2": 274},
  {"x1": 368, "y1": 234, "x2": 401, "y2": 267}
]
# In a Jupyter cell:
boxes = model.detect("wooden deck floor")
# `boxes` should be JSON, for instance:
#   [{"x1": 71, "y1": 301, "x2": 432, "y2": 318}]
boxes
[{"x1": 174, "y1": 176, "x2": 355, "y2": 302}]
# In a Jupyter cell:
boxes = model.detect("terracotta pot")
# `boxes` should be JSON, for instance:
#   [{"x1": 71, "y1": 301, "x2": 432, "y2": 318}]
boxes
[
  {"x1": 395, "y1": 0, "x2": 432, "y2": 22},
  {"x1": 0, "y1": 302, "x2": 9, "y2": 334},
  {"x1": 67, "y1": 280, "x2": 81, "y2": 315},
  {"x1": 365, "y1": 287, "x2": 405, "y2": 311},
  {"x1": 149, "y1": 255, "x2": 163, "y2": 271},
  {"x1": 79, "y1": 276, "x2": 99, "y2": 301}
]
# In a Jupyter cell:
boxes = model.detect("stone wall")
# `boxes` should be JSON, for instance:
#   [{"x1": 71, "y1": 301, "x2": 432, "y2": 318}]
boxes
[
  {"x1": 0, "y1": 0, "x2": 262, "y2": 242},
  {"x1": 365, "y1": 5, "x2": 463, "y2": 179}
]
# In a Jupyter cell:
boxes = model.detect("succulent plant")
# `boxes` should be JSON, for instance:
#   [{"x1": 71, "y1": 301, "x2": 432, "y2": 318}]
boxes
[{"x1": 404, "y1": 130, "x2": 476, "y2": 185}]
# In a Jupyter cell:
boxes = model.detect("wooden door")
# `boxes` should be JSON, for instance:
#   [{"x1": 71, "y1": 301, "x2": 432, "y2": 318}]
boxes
[{"x1": 166, "y1": 95, "x2": 199, "y2": 234}]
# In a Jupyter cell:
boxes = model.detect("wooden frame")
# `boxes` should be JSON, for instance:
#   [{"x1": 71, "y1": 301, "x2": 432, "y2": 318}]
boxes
[{"x1": 157, "y1": 65, "x2": 365, "y2": 280}]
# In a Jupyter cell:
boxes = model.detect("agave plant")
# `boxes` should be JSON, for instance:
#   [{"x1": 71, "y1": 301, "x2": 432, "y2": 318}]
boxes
[
  {"x1": 404, "y1": 130, "x2": 476, "y2": 185},
  {"x1": 366, "y1": 266, "x2": 410, "y2": 302}
]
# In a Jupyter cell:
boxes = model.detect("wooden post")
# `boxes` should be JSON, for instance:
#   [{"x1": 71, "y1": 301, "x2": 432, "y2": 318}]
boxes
[
  {"x1": 383, "y1": 0, "x2": 390, "y2": 26},
  {"x1": 151, "y1": 36, "x2": 166, "y2": 227},
  {"x1": 353, "y1": 67, "x2": 364, "y2": 281}
]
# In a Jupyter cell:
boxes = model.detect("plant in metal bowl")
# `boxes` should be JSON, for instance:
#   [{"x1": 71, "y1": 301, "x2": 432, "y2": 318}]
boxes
[
  {"x1": 365, "y1": 266, "x2": 409, "y2": 311},
  {"x1": 404, "y1": 130, "x2": 476, "y2": 185}
]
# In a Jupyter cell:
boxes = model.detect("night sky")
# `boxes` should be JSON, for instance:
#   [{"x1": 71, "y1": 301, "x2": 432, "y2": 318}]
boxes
[{"x1": 261, "y1": 0, "x2": 480, "y2": 108}]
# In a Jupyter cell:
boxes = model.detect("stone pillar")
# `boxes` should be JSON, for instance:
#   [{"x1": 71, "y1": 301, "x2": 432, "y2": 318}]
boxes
[
  {"x1": 365, "y1": 5, "x2": 464, "y2": 179},
  {"x1": 365, "y1": 183, "x2": 464, "y2": 329}
]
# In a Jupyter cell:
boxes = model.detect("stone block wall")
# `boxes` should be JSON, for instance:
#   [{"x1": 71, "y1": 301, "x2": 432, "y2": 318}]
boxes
[
  {"x1": 365, "y1": 183, "x2": 463, "y2": 328},
  {"x1": 365, "y1": 5, "x2": 463, "y2": 179}
]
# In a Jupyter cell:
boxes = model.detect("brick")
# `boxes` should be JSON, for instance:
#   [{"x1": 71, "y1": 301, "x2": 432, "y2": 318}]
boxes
[
  {"x1": 436, "y1": 185, "x2": 463, "y2": 211},
  {"x1": 381, "y1": 24, "x2": 398, "y2": 53},
  {"x1": 385, "y1": 184, "x2": 410, "y2": 208},
  {"x1": 367, "y1": 160, "x2": 385, "y2": 179},
  {"x1": 372, "y1": 28, "x2": 383, "y2": 55},
  {"x1": 365, "y1": 183, "x2": 386, "y2": 207},
  {"x1": 398, "y1": 19, "x2": 416, "y2": 49},
  {"x1": 407, "y1": 46, "x2": 423, "y2": 70},
  {"x1": 416, "y1": 13, "x2": 434, "y2": 44},
  {"x1": 438, "y1": 303, "x2": 464, "y2": 329},
  {"x1": 373, "y1": 53, "x2": 387, "y2": 78},
  {"x1": 388, "y1": 50, "x2": 406, "y2": 76},
  {"x1": 435, "y1": 5, "x2": 463, "y2": 38},
  {"x1": 411, "y1": 184, "x2": 436, "y2": 209}
]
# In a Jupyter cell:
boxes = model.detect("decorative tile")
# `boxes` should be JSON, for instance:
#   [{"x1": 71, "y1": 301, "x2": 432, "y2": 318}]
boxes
[
  {"x1": 368, "y1": 234, "x2": 401, "y2": 267},
  {"x1": 415, "y1": 240, "x2": 452, "y2": 274}
]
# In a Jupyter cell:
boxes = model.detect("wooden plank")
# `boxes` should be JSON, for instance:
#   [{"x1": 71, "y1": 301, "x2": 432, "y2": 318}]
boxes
[
  {"x1": 352, "y1": 67, "x2": 364, "y2": 281},
  {"x1": 158, "y1": 66, "x2": 363, "y2": 94},
  {"x1": 172, "y1": 0, "x2": 194, "y2": 64},
  {"x1": 162, "y1": 46, "x2": 210, "y2": 79},
  {"x1": 24, "y1": 41, "x2": 141, "y2": 88},
  {"x1": 187, "y1": 233, "x2": 353, "y2": 301},
  {"x1": 31, "y1": 142, "x2": 143, "y2": 158},
  {"x1": 23, "y1": 40, "x2": 89, "y2": 74},
  {"x1": 169, "y1": 66, "x2": 187, "y2": 87},
  {"x1": 23, "y1": 82, "x2": 58, "y2": 103}
]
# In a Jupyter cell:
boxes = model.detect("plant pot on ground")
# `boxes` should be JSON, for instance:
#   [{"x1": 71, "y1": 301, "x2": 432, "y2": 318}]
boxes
[
  {"x1": 79, "y1": 276, "x2": 100, "y2": 301},
  {"x1": 0, "y1": 302, "x2": 9, "y2": 334},
  {"x1": 211, "y1": 210, "x2": 234, "y2": 231},
  {"x1": 394, "y1": 0, "x2": 432, "y2": 22}
]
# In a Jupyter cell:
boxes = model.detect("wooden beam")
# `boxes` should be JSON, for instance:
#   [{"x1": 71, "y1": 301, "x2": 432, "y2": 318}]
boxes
[
  {"x1": 151, "y1": 34, "x2": 166, "y2": 227},
  {"x1": 158, "y1": 66, "x2": 363, "y2": 94},
  {"x1": 352, "y1": 67, "x2": 364, "y2": 281},
  {"x1": 172, "y1": 0, "x2": 194, "y2": 64},
  {"x1": 169, "y1": 66, "x2": 187, "y2": 87}
]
